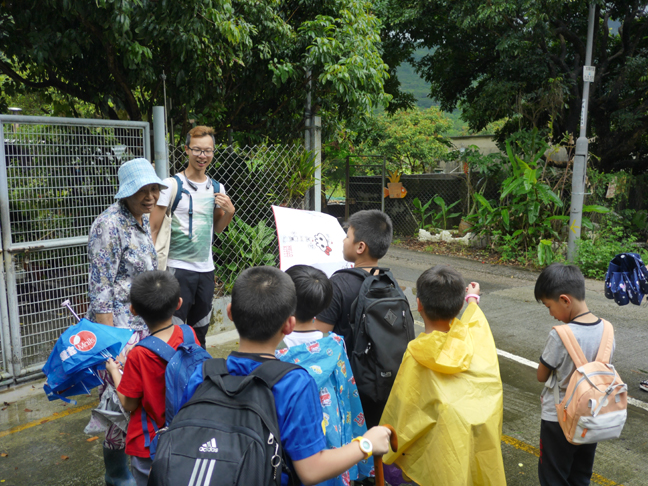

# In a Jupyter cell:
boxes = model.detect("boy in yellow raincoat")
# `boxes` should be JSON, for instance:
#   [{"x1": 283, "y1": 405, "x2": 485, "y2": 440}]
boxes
[{"x1": 380, "y1": 265, "x2": 506, "y2": 485}]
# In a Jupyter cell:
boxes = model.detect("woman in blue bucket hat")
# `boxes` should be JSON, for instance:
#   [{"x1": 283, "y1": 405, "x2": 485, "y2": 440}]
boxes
[{"x1": 86, "y1": 158, "x2": 167, "y2": 486}]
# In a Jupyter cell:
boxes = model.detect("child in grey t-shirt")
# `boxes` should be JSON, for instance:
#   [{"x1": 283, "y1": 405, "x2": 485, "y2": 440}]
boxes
[{"x1": 534, "y1": 263, "x2": 614, "y2": 486}]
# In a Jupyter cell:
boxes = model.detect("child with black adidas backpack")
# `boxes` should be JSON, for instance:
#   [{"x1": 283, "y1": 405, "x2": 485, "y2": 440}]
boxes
[
  {"x1": 315, "y1": 210, "x2": 415, "y2": 428},
  {"x1": 106, "y1": 270, "x2": 205, "y2": 486},
  {"x1": 150, "y1": 266, "x2": 392, "y2": 486},
  {"x1": 276, "y1": 265, "x2": 373, "y2": 485}
]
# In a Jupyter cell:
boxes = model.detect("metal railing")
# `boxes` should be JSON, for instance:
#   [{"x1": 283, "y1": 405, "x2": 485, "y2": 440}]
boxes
[{"x1": 0, "y1": 116, "x2": 150, "y2": 382}]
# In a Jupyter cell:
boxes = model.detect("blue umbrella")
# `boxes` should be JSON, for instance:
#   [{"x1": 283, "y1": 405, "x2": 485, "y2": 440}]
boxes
[{"x1": 42, "y1": 316, "x2": 133, "y2": 404}]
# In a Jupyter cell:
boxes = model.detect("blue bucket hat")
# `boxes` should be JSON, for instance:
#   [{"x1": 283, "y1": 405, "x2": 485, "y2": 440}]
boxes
[{"x1": 114, "y1": 158, "x2": 168, "y2": 199}]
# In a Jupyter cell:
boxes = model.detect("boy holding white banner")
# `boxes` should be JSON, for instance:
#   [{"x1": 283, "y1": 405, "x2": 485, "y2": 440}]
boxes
[{"x1": 314, "y1": 210, "x2": 411, "y2": 429}]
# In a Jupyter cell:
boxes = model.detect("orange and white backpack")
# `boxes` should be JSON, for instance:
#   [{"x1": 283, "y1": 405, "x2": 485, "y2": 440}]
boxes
[{"x1": 551, "y1": 320, "x2": 627, "y2": 445}]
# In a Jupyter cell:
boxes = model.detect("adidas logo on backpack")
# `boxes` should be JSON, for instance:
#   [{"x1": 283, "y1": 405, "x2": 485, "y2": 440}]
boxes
[{"x1": 199, "y1": 438, "x2": 219, "y2": 453}]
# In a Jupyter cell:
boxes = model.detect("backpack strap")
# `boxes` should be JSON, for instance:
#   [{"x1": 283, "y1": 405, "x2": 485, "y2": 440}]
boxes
[
  {"x1": 335, "y1": 267, "x2": 389, "y2": 279},
  {"x1": 171, "y1": 174, "x2": 194, "y2": 238},
  {"x1": 179, "y1": 324, "x2": 198, "y2": 346},
  {"x1": 212, "y1": 179, "x2": 221, "y2": 195},
  {"x1": 170, "y1": 175, "x2": 184, "y2": 214},
  {"x1": 135, "y1": 335, "x2": 176, "y2": 363},
  {"x1": 164, "y1": 176, "x2": 178, "y2": 217},
  {"x1": 594, "y1": 320, "x2": 615, "y2": 364},
  {"x1": 552, "y1": 325, "x2": 588, "y2": 369},
  {"x1": 250, "y1": 360, "x2": 302, "y2": 389},
  {"x1": 201, "y1": 358, "x2": 301, "y2": 396},
  {"x1": 141, "y1": 407, "x2": 160, "y2": 458}
]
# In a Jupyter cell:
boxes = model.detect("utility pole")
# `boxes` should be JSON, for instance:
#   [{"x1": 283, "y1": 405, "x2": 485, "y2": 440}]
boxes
[
  {"x1": 304, "y1": 71, "x2": 312, "y2": 210},
  {"x1": 567, "y1": 3, "x2": 596, "y2": 262}
]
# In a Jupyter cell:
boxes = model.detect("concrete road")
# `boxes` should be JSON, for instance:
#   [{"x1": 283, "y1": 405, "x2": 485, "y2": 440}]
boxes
[
  {"x1": 0, "y1": 246, "x2": 647, "y2": 485},
  {"x1": 383, "y1": 247, "x2": 648, "y2": 486}
]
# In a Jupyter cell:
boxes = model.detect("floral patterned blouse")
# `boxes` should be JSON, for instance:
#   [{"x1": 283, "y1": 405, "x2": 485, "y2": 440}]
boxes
[{"x1": 87, "y1": 201, "x2": 157, "y2": 330}]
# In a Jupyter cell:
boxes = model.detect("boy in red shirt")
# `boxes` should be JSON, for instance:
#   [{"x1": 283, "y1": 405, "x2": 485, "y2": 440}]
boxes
[{"x1": 106, "y1": 270, "x2": 196, "y2": 486}]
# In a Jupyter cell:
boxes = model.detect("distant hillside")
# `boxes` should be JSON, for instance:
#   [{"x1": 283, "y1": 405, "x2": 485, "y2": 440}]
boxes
[
  {"x1": 396, "y1": 49, "x2": 436, "y2": 110},
  {"x1": 394, "y1": 48, "x2": 490, "y2": 136}
]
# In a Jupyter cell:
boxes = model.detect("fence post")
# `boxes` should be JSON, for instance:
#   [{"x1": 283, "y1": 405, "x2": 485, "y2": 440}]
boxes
[
  {"x1": 313, "y1": 116, "x2": 322, "y2": 212},
  {"x1": 304, "y1": 116, "x2": 312, "y2": 210},
  {"x1": 345, "y1": 155, "x2": 350, "y2": 221},
  {"x1": 153, "y1": 106, "x2": 168, "y2": 180},
  {"x1": 0, "y1": 123, "x2": 21, "y2": 377},
  {"x1": 381, "y1": 157, "x2": 386, "y2": 213},
  {"x1": 0, "y1": 124, "x2": 15, "y2": 380},
  {"x1": 3, "y1": 252, "x2": 21, "y2": 377}
]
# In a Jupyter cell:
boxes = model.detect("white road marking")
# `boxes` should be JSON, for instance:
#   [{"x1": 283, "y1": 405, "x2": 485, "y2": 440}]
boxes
[
  {"x1": 496, "y1": 349, "x2": 648, "y2": 412},
  {"x1": 496, "y1": 349, "x2": 539, "y2": 369},
  {"x1": 208, "y1": 324, "x2": 648, "y2": 413}
]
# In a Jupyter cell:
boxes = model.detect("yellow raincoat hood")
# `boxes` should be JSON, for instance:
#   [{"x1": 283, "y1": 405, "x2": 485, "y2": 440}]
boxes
[{"x1": 380, "y1": 303, "x2": 506, "y2": 485}]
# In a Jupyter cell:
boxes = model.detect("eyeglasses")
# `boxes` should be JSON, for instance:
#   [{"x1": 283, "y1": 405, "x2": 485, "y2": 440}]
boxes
[{"x1": 189, "y1": 147, "x2": 214, "y2": 156}]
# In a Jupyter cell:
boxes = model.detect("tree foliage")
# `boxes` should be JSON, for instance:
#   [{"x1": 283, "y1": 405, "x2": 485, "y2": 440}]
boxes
[
  {"x1": 379, "y1": 0, "x2": 648, "y2": 172},
  {"x1": 0, "y1": 0, "x2": 389, "y2": 142},
  {"x1": 359, "y1": 107, "x2": 452, "y2": 173}
]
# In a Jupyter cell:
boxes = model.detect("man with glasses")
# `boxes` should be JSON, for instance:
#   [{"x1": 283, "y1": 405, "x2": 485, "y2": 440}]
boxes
[{"x1": 150, "y1": 126, "x2": 235, "y2": 347}]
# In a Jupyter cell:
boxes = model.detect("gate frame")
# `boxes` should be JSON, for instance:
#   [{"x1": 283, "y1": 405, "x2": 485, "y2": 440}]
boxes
[
  {"x1": 0, "y1": 115, "x2": 151, "y2": 381},
  {"x1": 344, "y1": 154, "x2": 386, "y2": 221}
]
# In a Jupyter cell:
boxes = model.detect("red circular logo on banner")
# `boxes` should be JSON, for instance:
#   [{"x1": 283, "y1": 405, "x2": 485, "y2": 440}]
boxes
[{"x1": 69, "y1": 331, "x2": 97, "y2": 352}]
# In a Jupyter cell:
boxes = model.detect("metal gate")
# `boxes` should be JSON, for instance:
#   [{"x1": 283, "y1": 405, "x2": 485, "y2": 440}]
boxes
[{"x1": 0, "y1": 115, "x2": 150, "y2": 385}]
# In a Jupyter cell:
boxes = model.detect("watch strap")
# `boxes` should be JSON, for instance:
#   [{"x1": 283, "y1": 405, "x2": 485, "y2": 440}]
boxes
[{"x1": 351, "y1": 437, "x2": 372, "y2": 459}]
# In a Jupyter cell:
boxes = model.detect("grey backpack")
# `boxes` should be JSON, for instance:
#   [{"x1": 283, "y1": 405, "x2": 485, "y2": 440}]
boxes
[{"x1": 337, "y1": 267, "x2": 415, "y2": 404}]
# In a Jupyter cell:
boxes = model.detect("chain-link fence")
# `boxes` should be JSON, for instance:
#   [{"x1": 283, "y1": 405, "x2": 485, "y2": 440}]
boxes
[
  {"x1": 168, "y1": 143, "x2": 307, "y2": 293},
  {"x1": 0, "y1": 116, "x2": 150, "y2": 380},
  {"x1": 341, "y1": 155, "x2": 501, "y2": 237}
]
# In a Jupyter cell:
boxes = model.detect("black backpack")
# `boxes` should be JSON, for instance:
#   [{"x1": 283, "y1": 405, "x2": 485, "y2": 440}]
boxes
[
  {"x1": 336, "y1": 267, "x2": 415, "y2": 404},
  {"x1": 147, "y1": 358, "x2": 301, "y2": 486}
]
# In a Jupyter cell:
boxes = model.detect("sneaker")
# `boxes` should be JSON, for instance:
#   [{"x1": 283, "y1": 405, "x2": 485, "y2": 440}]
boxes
[{"x1": 640, "y1": 380, "x2": 648, "y2": 392}]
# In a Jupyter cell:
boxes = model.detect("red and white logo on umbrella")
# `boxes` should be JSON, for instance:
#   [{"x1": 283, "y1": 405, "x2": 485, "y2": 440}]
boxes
[{"x1": 69, "y1": 331, "x2": 97, "y2": 352}]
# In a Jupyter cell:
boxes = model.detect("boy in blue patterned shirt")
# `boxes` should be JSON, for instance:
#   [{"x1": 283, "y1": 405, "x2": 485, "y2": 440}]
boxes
[
  {"x1": 180, "y1": 266, "x2": 390, "y2": 485},
  {"x1": 277, "y1": 265, "x2": 373, "y2": 485}
]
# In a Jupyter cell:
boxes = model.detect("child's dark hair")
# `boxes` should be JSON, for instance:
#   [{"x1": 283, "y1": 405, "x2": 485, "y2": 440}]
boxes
[
  {"x1": 417, "y1": 265, "x2": 465, "y2": 321},
  {"x1": 348, "y1": 210, "x2": 393, "y2": 259},
  {"x1": 231, "y1": 266, "x2": 297, "y2": 341},
  {"x1": 130, "y1": 270, "x2": 181, "y2": 327},
  {"x1": 534, "y1": 263, "x2": 585, "y2": 302},
  {"x1": 285, "y1": 265, "x2": 333, "y2": 322}
]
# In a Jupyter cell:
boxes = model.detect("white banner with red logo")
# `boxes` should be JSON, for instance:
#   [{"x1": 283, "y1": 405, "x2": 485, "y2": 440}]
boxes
[{"x1": 272, "y1": 205, "x2": 352, "y2": 277}]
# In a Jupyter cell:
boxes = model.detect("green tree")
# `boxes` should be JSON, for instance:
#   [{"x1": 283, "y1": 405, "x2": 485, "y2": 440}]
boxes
[
  {"x1": 359, "y1": 107, "x2": 452, "y2": 173},
  {"x1": 378, "y1": 0, "x2": 648, "y2": 172},
  {"x1": 0, "y1": 0, "x2": 389, "y2": 142}
]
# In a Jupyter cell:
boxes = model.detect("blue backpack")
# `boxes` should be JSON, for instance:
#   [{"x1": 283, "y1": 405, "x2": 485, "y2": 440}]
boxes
[
  {"x1": 169, "y1": 175, "x2": 221, "y2": 239},
  {"x1": 135, "y1": 324, "x2": 212, "y2": 459},
  {"x1": 604, "y1": 253, "x2": 648, "y2": 306}
]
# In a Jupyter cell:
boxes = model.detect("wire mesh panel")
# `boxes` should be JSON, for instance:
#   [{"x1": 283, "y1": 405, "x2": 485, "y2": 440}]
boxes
[
  {"x1": 347, "y1": 172, "x2": 469, "y2": 236},
  {"x1": 169, "y1": 143, "x2": 307, "y2": 292},
  {"x1": 3, "y1": 120, "x2": 147, "y2": 245},
  {"x1": 0, "y1": 115, "x2": 150, "y2": 380},
  {"x1": 11, "y1": 245, "x2": 88, "y2": 369}
]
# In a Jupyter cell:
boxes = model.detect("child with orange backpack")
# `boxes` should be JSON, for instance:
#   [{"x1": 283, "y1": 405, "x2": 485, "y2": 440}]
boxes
[{"x1": 536, "y1": 263, "x2": 627, "y2": 486}]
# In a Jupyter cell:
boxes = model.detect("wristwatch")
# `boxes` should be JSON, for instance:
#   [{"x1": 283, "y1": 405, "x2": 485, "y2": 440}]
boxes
[{"x1": 352, "y1": 437, "x2": 373, "y2": 459}]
